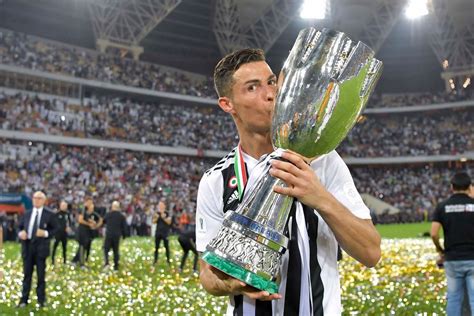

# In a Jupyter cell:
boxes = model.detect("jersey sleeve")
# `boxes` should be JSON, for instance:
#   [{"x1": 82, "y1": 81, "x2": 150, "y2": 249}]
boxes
[
  {"x1": 431, "y1": 203, "x2": 443, "y2": 222},
  {"x1": 322, "y1": 151, "x2": 371, "y2": 220},
  {"x1": 195, "y1": 172, "x2": 224, "y2": 252}
]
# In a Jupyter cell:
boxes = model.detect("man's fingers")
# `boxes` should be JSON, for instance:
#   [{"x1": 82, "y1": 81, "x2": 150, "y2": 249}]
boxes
[
  {"x1": 244, "y1": 290, "x2": 282, "y2": 301},
  {"x1": 269, "y1": 167, "x2": 297, "y2": 186},
  {"x1": 273, "y1": 185, "x2": 294, "y2": 197},
  {"x1": 271, "y1": 159, "x2": 303, "y2": 175},
  {"x1": 281, "y1": 151, "x2": 311, "y2": 170}
]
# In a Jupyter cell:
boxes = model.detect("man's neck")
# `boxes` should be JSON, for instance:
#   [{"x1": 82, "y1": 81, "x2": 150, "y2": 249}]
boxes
[
  {"x1": 452, "y1": 190, "x2": 470, "y2": 195},
  {"x1": 238, "y1": 130, "x2": 273, "y2": 160}
]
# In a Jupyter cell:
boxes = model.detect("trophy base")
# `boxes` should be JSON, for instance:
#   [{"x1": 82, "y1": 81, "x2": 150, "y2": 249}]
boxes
[{"x1": 202, "y1": 251, "x2": 279, "y2": 294}]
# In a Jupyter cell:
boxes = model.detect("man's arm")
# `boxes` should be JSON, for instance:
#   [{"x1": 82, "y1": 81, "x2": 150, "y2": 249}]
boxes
[
  {"x1": 430, "y1": 221, "x2": 444, "y2": 253},
  {"x1": 163, "y1": 213, "x2": 172, "y2": 226},
  {"x1": 18, "y1": 214, "x2": 27, "y2": 240},
  {"x1": 95, "y1": 214, "x2": 104, "y2": 228},
  {"x1": 121, "y1": 214, "x2": 127, "y2": 238},
  {"x1": 270, "y1": 151, "x2": 381, "y2": 267},
  {"x1": 78, "y1": 213, "x2": 90, "y2": 226}
]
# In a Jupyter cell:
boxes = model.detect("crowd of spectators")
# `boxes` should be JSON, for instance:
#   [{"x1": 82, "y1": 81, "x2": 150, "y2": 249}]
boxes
[
  {"x1": 340, "y1": 109, "x2": 474, "y2": 157},
  {"x1": 2, "y1": 28, "x2": 474, "y2": 109},
  {"x1": 1, "y1": 29, "x2": 474, "y2": 231},
  {"x1": 1, "y1": 141, "x2": 472, "y2": 234},
  {"x1": 0, "y1": 29, "x2": 217, "y2": 98},
  {"x1": 0, "y1": 92, "x2": 237, "y2": 150},
  {"x1": 0, "y1": 140, "x2": 214, "y2": 240},
  {"x1": 351, "y1": 164, "x2": 474, "y2": 225},
  {"x1": 1, "y1": 91, "x2": 472, "y2": 156},
  {"x1": 367, "y1": 89, "x2": 474, "y2": 108}
]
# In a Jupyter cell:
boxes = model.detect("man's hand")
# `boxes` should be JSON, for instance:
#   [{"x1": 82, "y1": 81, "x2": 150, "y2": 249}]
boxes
[
  {"x1": 18, "y1": 230, "x2": 27, "y2": 240},
  {"x1": 199, "y1": 261, "x2": 281, "y2": 301},
  {"x1": 269, "y1": 151, "x2": 328, "y2": 209},
  {"x1": 270, "y1": 151, "x2": 382, "y2": 268},
  {"x1": 36, "y1": 229, "x2": 47, "y2": 238},
  {"x1": 211, "y1": 266, "x2": 281, "y2": 301}
]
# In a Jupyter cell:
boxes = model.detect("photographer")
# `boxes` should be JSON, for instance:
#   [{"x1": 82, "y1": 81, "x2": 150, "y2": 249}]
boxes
[
  {"x1": 431, "y1": 172, "x2": 474, "y2": 315},
  {"x1": 153, "y1": 200, "x2": 172, "y2": 266}
]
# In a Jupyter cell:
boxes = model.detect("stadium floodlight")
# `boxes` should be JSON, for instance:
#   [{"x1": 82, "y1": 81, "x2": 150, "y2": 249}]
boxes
[
  {"x1": 442, "y1": 59, "x2": 449, "y2": 69},
  {"x1": 405, "y1": 0, "x2": 429, "y2": 19},
  {"x1": 300, "y1": 0, "x2": 327, "y2": 20},
  {"x1": 449, "y1": 78, "x2": 455, "y2": 90},
  {"x1": 463, "y1": 77, "x2": 471, "y2": 89}
]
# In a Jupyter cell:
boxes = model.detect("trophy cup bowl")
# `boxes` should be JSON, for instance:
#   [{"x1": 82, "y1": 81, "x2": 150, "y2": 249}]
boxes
[{"x1": 202, "y1": 27, "x2": 383, "y2": 293}]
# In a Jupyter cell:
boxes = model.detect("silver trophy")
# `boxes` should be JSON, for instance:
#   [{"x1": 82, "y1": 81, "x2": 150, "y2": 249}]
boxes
[{"x1": 202, "y1": 27, "x2": 383, "y2": 293}]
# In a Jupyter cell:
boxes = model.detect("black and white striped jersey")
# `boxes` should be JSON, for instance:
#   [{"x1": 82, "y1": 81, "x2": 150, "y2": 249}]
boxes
[{"x1": 196, "y1": 147, "x2": 371, "y2": 315}]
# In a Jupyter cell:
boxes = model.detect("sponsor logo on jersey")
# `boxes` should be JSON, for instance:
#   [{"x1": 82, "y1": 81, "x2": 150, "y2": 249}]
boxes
[{"x1": 226, "y1": 190, "x2": 239, "y2": 206}]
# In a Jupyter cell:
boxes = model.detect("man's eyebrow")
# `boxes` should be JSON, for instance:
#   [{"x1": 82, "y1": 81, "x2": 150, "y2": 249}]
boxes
[
  {"x1": 243, "y1": 74, "x2": 276, "y2": 85},
  {"x1": 243, "y1": 79, "x2": 260, "y2": 85}
]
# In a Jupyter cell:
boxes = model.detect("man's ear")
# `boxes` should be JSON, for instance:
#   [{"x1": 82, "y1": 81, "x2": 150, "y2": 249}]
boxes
[{"x1": 218, "y1": 96, "x2": 235, "y2": 114}]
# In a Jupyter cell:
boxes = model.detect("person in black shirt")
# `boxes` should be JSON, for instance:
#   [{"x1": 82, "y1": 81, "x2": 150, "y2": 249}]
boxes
[
  {"x1": 72, "y1": 198, "x2": 103, "y2": 267},
  {"x1": 178, "y1": 227, "x2": 198, "y2": 273},
  {"x1": 153, "y1": 200, "x2": 172, "y2": 266},
  {"x1": 431, "y1": 172, "x2": 474, "y2": 315},
  {"x1": 52, "y1": 201, "x2": 71, "y2": 264},
  {"x1": 103, "y1": 201, "x2": 127, "y2": 270}
]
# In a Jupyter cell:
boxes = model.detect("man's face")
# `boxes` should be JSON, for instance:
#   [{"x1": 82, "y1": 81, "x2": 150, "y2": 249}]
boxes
[
  {"x1": 226, "y1": 61, "x2": 277, "y2": 134},
  {"x1": 85, "y1": 199, "x2": 94, "y2": 212},
  {"x1": 60, "y1": 201, "x2": 68, "y2": 211},
  {"x1": 158, "y1": 201, "x2": 166, "y2": 213},
  {"x1": 32, "y1": 193, "x2": 46, "y2": 209}
]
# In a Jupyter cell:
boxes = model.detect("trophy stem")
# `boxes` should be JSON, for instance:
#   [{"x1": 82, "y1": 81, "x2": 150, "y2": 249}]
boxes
[{"x1": 203, "y1": 168, "x2": 294, "y2": 294}]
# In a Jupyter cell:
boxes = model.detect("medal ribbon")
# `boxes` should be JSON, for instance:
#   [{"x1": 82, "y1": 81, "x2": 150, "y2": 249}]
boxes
[{"x1": 233, "y1": 144, "x2": 247, "y2": 200}]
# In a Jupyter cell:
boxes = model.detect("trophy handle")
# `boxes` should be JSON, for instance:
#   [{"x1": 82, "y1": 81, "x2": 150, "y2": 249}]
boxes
[{"x1": 360, "y1": 58, "x2": 383, "y2": 99}]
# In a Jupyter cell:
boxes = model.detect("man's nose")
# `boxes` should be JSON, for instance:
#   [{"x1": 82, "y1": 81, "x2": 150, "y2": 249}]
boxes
[{"x1": 266, "y1": 85, "x2": 277, "y2": 101}]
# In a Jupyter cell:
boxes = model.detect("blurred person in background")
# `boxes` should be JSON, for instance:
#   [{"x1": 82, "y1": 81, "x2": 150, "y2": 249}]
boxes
[
  {"x1": 103, "y1": 201, "x2": 127, "y2": 271},
  {"x1": 431, "y1": 172, "x2": 474, "y2": 315},
  {"x1": 51, "y1": 200, "x2": 71, "y2": 264},
  {"x1": 17, "y1": 191, "x2": 58, "y2": 308},
  {"x1": 153, "y1": 200, "x2": 172, "y2": 266},
  {"x1": 177, "y1": 226, "x2": 198, "y2": 273},
  {"x1": 72, "y1": 197, "x2": 102, "y2": 267}
]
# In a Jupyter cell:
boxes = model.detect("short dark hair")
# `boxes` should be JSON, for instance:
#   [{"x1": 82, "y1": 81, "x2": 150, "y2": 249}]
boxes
[
  {"x1": 451, "y1": 172, "x2": 471, "y2": 191},
  {"x1": 213, "y1": 48, "x2": 266, "y2": 97}
]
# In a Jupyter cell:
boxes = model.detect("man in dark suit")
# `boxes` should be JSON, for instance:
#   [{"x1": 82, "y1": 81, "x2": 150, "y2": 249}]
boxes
[
  {"x1": 103, "y1": 201, "x2": 127, "y2": 271},
  {"x1": 17, "y1": 191, "x2": 58, "y2": 308}
]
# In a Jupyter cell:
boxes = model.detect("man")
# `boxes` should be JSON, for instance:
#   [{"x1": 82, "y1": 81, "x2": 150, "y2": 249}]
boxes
[
  {"x1": 72, "y1": 197, "x2": 102, "y2": 267},
  {"x1": 17, "y1": 191, "x2": 58, "y2": 307},
  {"x1": 178, "y1": 226, "x2": 198, "y2": 273},
  {"x1": 103, "y1": 201, "x2": 127, "y2": 270},
  {"x1": 52, "y1": 200, "x2": 71, "y2": 264},
  {"x1": 196, "y1": 49, "x2": 381, "y2": 315},
  {"x1": 153, "y1": 200, "x2": 172, "y2": 266},
  {"x1": 431, "y1": 172, "x2": 474, "y2": 315}
]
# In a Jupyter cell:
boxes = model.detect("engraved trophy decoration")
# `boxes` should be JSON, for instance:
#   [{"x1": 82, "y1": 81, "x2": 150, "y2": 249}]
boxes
[{"x1": 202, "y1": 27, "x2": 383, "y2": 293}]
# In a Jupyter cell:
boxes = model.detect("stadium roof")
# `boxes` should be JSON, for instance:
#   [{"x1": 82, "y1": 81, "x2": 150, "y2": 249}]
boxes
[{"x1": 0, "y1": 0, "x2": 472, "y2": 93}]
